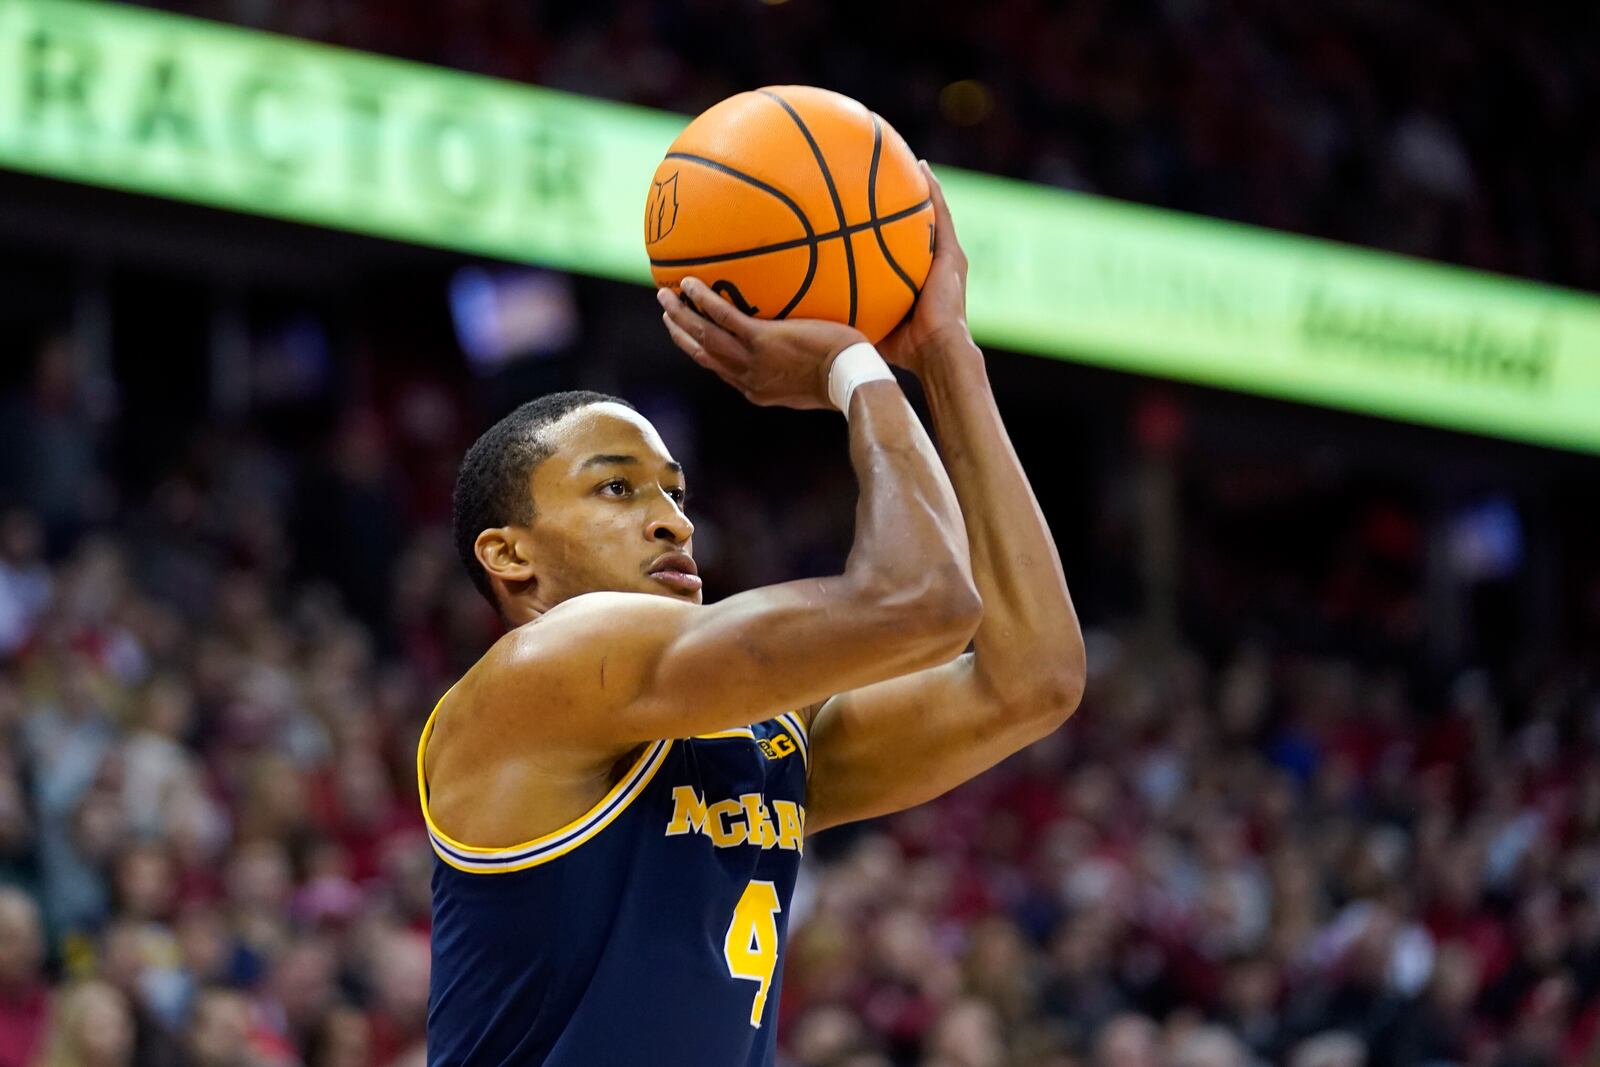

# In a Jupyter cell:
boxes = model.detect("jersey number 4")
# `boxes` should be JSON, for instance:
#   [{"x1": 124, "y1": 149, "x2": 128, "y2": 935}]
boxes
[{"x1": 724, "y1": 880, "x2": 782, "y2": 1027}]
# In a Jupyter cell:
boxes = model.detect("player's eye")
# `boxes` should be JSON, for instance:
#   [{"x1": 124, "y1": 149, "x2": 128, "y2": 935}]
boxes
[
  {"x1": 667, "y1": 487, "x2": 687, "y2": 506},
  {"x1": 599, "y1": 478, "x2": 631, "y2": 497}
]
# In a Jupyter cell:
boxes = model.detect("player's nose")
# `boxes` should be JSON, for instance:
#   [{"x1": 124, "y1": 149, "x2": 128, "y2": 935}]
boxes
[{"x1": 646, "y1": 502, "x2": 693, "y2": 546}]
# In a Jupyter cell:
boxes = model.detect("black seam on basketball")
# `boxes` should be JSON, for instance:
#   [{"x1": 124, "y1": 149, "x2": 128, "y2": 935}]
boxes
[
  {"x1": 664, "y1": 151, "x2": 817, "y2": 319},
  {"x1": 867, "y1": 114, "x2": 921, "y2": 301},
  {"x1": 760, "y1": 90, "x2": 858, "y2": 327},
  {"x1": 647, "y1": 198, "x2": 933, "y2": 268}
]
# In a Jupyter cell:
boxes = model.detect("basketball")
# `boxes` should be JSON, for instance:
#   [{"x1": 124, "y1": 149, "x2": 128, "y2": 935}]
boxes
[{"x1": 645, "y1": 86, "x2": 935, "y2": 344}]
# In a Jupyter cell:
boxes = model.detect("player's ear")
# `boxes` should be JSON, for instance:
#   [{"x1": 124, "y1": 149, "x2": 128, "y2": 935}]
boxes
[{"x1": 475, "y1": 527, "x2": 539, "y2": 603}]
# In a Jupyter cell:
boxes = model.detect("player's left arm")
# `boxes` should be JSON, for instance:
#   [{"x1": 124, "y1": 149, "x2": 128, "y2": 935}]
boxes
[{"x1": 803, "y1": 164, "x2": 1086, "y2": 835}]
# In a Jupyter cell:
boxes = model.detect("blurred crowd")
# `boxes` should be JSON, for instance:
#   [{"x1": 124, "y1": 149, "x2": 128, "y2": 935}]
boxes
[
  {"x1": 1, "y1": 319, "x2": 1599, "y2": 1067},
  {"x1": 0, "y1": 475, "x2": 459, "y2": 1067},
  {"x1": 779, "y1": 639, "x2": 1600, "y2": 1067},
  {"x1": 135, "y1": 0, "x2": 1600, "y2": 293}
]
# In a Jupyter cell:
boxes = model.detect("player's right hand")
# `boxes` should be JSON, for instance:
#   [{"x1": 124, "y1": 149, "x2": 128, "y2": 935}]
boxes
[{"x1": 659, "y1": 277, "x2": 865, "y2": 410}]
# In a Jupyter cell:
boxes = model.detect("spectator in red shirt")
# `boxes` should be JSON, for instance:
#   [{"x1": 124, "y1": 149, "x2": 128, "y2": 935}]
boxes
[{"x1": 0, "y1": 887, "x2": 49, "y2": 1067}]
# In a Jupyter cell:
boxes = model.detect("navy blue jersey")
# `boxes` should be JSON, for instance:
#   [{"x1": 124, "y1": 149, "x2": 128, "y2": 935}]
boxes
[{"x1": 418, "y1": 699, "x2": 810, "y2": 1067}]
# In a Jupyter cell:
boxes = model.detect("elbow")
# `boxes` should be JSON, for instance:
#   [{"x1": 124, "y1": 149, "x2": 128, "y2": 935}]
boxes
[
  {"x1": 915, "y1": 568, "x2": 983, "y2": 659},
  {"x1": 1032, "y1": 665, "x2": 1086, "y2": 732},
  {"x1": 1001, "y1": 643, "x2": 1086, "y2": 741},
  {"x1": 927, "y1": 571, "x2": 983, "y2": 647}
]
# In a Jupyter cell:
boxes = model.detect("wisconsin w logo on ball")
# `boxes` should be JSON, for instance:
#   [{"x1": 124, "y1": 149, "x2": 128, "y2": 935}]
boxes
[{"x1": 646, "y1": 172, "x2": 680, "y2": 244}]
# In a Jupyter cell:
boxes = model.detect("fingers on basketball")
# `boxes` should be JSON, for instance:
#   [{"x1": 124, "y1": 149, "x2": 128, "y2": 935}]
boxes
[
  {"x1": 920, "y1": 163, "x2": 966, "y2": 268},
  {"x1": 683, "y1": 278, "x2": 755, "y2": 341},
  {"x1": 663, "y1": 291, "x2": 749, "y2": 379},
  {"x1": 661, "y1": 312, "x2": 710, "y2": 363}
]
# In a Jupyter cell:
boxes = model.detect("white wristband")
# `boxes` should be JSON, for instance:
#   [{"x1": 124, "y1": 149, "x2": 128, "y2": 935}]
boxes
[{"x1": 827, "y1": 342, "x2": 896, "y2": 415}]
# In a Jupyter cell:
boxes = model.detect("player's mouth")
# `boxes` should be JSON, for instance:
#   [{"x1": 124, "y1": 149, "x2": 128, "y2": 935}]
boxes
[{"x1": 647, "y1": 551, "x2": 702, "y2": 594}]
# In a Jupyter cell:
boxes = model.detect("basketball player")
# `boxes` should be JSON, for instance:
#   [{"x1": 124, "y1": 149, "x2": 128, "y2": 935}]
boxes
[{"x1": 420, "y1": 165, "x2": 1084, "y2": 1066}]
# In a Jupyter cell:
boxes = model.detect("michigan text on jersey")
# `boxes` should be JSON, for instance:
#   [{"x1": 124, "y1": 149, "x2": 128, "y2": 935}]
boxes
[{"x1": 665, "y1": 787, "x2": 806, "y2": 851}]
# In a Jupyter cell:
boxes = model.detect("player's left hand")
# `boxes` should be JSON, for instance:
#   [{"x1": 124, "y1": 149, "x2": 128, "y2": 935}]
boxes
[{"x1": 878, "y1": 162, "x2": 975, "y2": 377}]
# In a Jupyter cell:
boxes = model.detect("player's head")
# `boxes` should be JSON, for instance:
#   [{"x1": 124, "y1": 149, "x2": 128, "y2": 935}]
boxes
[{"x1": 452, "y1": 391, "x2": 698, "y2": 622}]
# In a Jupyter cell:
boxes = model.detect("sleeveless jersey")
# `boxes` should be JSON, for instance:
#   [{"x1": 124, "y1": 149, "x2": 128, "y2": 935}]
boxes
[{"x1": 418, "y1": 701, "x2": 811, "y2": 1067}]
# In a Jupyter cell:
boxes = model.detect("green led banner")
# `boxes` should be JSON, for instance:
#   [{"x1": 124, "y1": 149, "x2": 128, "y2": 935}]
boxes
[
  {"x1": 954, "y1": 174, "x2": 1600, "y2": 454},
  {"x1": 3, "y1": 0, "x2": 1600, "y2": 452},
  {"x1": 0, "y1": 0, "x2": 683, "y2": 281}
]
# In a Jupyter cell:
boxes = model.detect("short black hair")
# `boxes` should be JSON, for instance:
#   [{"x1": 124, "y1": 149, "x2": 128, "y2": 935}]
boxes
[{"x1": 452, "y1": 390, "x2": 633, "y2": 609}]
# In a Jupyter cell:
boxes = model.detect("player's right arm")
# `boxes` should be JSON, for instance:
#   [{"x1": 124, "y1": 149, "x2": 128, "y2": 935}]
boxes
[{"x1": 462, "y1": 285, "x2": 980, "y2": 749}]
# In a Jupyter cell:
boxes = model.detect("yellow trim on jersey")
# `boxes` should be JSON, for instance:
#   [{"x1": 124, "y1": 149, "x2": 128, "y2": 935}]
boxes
[
  {"x1": 695, "y1": 717, "x2": 807, "y2": 761},
  {"x1": 781, "y1": 709, "x2": 809, "y2": 741},
  {"x1": 416, "y1": 688, "x2": 672, "y2": 875},
  {"x1": 776, "y1": 711, "x2": 810, "y2": 770}
]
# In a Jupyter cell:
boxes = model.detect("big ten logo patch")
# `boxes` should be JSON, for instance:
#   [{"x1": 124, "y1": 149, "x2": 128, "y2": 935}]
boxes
[{"x1": 758, "y1": 733, "x2": 797, "y2": 761}]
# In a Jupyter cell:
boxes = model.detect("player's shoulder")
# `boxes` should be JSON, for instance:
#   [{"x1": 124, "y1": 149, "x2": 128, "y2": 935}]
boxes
[
  {"x1": 539, "y1": 589, "x2": 696, "y2": 626},
  {"x1": 462, "y1": 592, "x2": 698, "y2": 710},
  {"x1": 513, "y1": 590, "x2": 698, "y2": 651}
]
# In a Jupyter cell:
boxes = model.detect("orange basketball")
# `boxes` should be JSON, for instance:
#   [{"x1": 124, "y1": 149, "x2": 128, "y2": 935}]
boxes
[{"x1": 645, "y1": 86, "x2": 934, "y2": 344}]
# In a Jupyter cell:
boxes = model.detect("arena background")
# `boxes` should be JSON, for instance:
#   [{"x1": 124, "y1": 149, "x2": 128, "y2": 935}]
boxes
[{"x1": 2, "y1": 2, "x2": 1600, "y2": 1066}]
